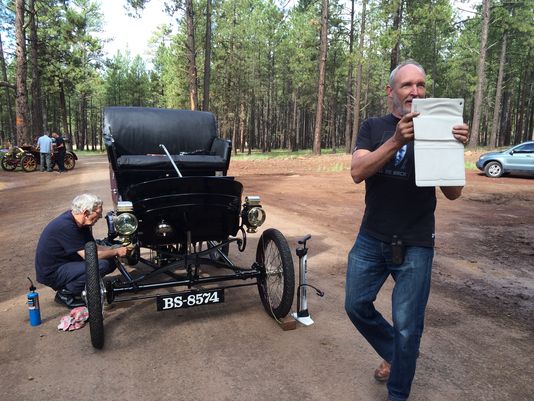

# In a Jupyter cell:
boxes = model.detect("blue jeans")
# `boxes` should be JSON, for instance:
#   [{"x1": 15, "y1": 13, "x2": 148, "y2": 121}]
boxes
[
  {"x1": 345, "y1": 233, "x2": 434, "y2": 401},
  {"x1": 40, "y1": 152, "x2": 52, "y2": 171}
]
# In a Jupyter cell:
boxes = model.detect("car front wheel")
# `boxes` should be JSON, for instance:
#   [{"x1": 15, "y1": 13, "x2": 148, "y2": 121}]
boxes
[
  {"x1": 256, "y1": 228, "x2": 295, "y2": 319},
  {"x1": 64, "y1": 152, "x2": 76, "y2": 170},
  {"x1": 484, "y1": 161, "x2": 503, "y2": 178},
  {"x1": 84, "y1": 241, "x2": 105, "y2": 349}
]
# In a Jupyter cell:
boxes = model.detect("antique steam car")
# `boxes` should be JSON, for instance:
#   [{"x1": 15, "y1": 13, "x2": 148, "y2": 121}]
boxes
[{"x1": 83, "y1": 107, "x2": 295, "y2": 349}]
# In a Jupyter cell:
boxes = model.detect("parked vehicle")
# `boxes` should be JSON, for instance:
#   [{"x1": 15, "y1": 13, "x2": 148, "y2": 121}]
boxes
[
  {"x1": 476, "y1": 141, "x2": 534, "y2": 178},
  {"x1": 0, "y1": 145, "x2": 77, "y2": 172},
  {"x1": 20, "y1": 145, "x2": 78, "y2": 171},
  {"x1": 1, "y1": 146, "x2": 37, "y2": 172},
  {"x1": 83, "y1": 107, "x2": 295, "y2": 349}
]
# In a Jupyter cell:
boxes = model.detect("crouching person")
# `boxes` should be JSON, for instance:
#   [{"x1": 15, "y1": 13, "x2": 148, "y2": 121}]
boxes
[{"x1": 35, "y1": 193, "x2": 129, "y2": 308}]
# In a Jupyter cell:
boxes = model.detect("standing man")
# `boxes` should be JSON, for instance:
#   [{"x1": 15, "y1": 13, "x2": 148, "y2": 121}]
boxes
[
  {"x1": 36, "y1": 131, "x2": 53, "y2": 172},
  {"x1": 51, "y1": 132, "x2": 66, "y2": 172},
  {"x1": 344, "y1": 60, "x2": 469, "y2": 401},
  {"x1": 35, "y1": 193, "x2": 129, "y2": 308}
]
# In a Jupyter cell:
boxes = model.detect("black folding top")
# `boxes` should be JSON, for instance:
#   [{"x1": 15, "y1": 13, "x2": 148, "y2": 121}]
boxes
[{"x1": 103, "y1": 107, "x2": 218, "y2": 157}]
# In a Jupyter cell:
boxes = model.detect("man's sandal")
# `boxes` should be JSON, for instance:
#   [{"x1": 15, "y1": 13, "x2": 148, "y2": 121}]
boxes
[{"x1": 374, "y1": 360, "x2": 391, "y2": 382}]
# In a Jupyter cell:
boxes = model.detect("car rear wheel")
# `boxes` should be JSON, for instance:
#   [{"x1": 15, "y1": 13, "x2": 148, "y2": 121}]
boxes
[
  {"x1": 84, "y1": 241, "x2": 105, "y2": 349},
  {"x1": 64, "y1": 152, "x2": 76, "y2": 170},
  {"x1": 484, "y1": 161, "x2": 503, "y2": 178},
  {"x1": 1, "y1": 156, "x2": 16, "y2": 171},
  {"x1": 21, "y1": 155, "x2": 37, "y2": 172},
  {"x1": 256, "y1": 228, "x2": 295, "y2": 319}
]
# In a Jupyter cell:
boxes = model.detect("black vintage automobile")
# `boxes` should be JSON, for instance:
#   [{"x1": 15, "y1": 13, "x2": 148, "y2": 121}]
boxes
[{"x1": 83, "y1": 107, "x2": 295, "y2": 349}]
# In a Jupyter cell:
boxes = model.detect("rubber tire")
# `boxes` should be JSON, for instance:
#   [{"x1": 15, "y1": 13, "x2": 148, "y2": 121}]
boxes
[
  {"x1": 256, "y1": 228, "x2": 295, "y2": 319},
  {"x1": 85, "y1": 241, "x2": 105, "y2": 349},
  {"x1": 1, "y1": 157, "x2": 16, "y2": 171},
  {"x1": 64, "y1": 152, "x2": 76, "y2": 170},
  {"x1": 21, "y1": 155, "x2": 37, "y2": 172},
  {"x1": 484, "y1": 161, "x2": 503, "y2": 178}
]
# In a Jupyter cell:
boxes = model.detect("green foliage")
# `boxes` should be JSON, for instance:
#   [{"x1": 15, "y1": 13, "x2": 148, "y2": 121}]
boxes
[{"x1": 2, "y1": 0, "x2": 533, "y2": 152}]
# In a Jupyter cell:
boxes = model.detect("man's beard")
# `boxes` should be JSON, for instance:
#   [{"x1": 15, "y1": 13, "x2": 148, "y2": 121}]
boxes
[{"x1": 392, "y1": 94, "x2": 409, "y2": 117}]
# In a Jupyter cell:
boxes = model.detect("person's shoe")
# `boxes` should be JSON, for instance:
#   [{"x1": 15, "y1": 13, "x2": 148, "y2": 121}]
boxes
[
  {"x1": 374, "y1": 360, "x2": 391, "y2": 382},
  {"x1": 55, "y1": 289, "x2": 85, "y2": 309}
]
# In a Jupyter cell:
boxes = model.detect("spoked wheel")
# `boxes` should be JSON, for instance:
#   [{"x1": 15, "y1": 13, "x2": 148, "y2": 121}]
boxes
[
  {"x1": 256, "y1": 228, "x2": 295, "y2": 319},
  {"x1": 1, "y1": 157, "x2": 16, "y2": 171},
  {"x1": 21, "y1": 155, "x2": 37, "y2": 172},
  {"x1": 84, "y1": 241, "x2": 105, "y2": 349},
  {"x1": 64, "y1": 153, "x2": 76, "y2": 170}
]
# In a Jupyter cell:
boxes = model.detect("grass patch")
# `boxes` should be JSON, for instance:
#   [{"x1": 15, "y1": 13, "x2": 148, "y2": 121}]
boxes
[
  {"x1": 317, "y1": 162, "x2": 347, "y2": 172},
  {"x1": 73, "y1": 149, "x2": 106, "y2": 157},
  {"x1": 233, "y1": 148, "x2": 345, "y2": 160},
  {"x1": 465, "y1": 161, "x2": 478, "y2": 170}
]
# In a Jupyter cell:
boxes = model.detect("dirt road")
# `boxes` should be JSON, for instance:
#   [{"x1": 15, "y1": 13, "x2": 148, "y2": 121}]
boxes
[{"x1": 0, "y1": 153, "x2": 532, "y2": 401}]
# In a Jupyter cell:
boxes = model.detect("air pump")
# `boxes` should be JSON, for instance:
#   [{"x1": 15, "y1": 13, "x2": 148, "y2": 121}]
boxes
[{"x1": 292, "y1": 234, "x2": 324, "y2": 326}]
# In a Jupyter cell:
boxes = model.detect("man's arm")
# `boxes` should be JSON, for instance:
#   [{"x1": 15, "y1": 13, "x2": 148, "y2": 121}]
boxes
[
  {"x1": 351, "y1": 140, "x2": 400, "y2": 183},
  {"x1": 351, "y1": 112, "x2": 419, "y2": 184},
  {"x1": 77, "y1": 246, "x2": 129, "y2": 260}
]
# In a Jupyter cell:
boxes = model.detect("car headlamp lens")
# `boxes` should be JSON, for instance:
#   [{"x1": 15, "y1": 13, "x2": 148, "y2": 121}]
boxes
[
  {"x1": 247, "y1": 206, "x2": 266, "y2": 227},
  {"x1": 114, "y1": 213, "x2": 138, "y2": 235}
]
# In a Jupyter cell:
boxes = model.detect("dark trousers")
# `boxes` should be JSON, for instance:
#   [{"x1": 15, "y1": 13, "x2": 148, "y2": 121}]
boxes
[
  {"x1": 54, "y1": 259, "x2": 115, "y2": 294},
  {"x1": 56, "y1": 150, "x2": 66, "y2": 171}
]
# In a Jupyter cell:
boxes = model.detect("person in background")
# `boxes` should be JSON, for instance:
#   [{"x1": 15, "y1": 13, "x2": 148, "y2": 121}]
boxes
[
  {"x1": 35, "y1": 193, "x2": 129, "y2": 308},
  {"x1": 344, "y1": 60, "x2": 469, "y2": 401},
  {"x1": 36, "y1": 131, "x2": 53, "y2": 172},
  {"x1": 51, "y1": 132, "x2": 66, "y2": 173}
]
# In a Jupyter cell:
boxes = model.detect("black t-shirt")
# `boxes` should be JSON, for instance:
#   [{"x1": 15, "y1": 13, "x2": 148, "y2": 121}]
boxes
[
  {"x1": 35, "y1": 211, "x2": 94, "y2": 287},
  {"x1": 356, "y1": 114, "x2": 436, "y2": 247},
  {"x1": 55, "y1": 136, "x2": 65, "y2": 153}
]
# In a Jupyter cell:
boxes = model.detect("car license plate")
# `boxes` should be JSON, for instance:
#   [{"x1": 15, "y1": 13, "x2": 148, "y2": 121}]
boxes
[{"x1": 156, "y1": 288, "x2": 224, "y2": 311}]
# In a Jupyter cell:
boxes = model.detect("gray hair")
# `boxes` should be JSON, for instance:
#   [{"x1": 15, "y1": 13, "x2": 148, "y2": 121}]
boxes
[
  {"x1": 389, "y1": 60, "x2": 426, "y2": 87},
  {"x1": 71, "y1": 193, "x2": 103, "y2": 214}
]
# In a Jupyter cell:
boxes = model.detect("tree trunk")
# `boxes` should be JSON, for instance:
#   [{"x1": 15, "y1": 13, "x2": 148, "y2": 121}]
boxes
[
  {"x1": 489, "y1": 33, "x2": 507, "y2": 147},
  {"x1": 59, "y1": 81, "x2": 71, "y2": 148},
  {"x1": 313, "y1": 0, "x2": 329, "y2": 155},
  {"x1": 515, "y1": 47, "x2": 530, "y2": 144},
  {"x1": 0, "y1": 34, "x2": 16, "y2": 143},
  {"x1": 350, "y1": 0, "x2": 367, "y2": 153},
  {"x1": 185, "y1": 0, "x2": 199, "y2": 110},
  {"x1": 343, "y1": 0, "x2": 355, "y2": 154},
  {"x1": 29, "y1": 0, "x2": 43, "y2": 137},
  {"x1": 390, "y1": 0, "x2": 404, "y2": 72},
  {"x1": 468, "y1": 0, "x2": 490, "y2": 148},
  {"x1": 78, "y1": 93, "x2": 87, "y2": 150},
  {"x1": 239, "y1": 102, "x2": 245, "y2": 153},
  {"x1": 290, "y1": 90, "x2": 297, "y2": 152},
  {"x1": 202, "y1": 0, "x2": 212, "y2": 111},
  {"x1": 15, "y1": 0, "x2": 31, "y2": 146}
]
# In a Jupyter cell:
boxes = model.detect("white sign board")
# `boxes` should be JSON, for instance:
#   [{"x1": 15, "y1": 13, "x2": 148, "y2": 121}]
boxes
[{"x1": 412, "y1": 98, "x2": 466, "y2": 187}]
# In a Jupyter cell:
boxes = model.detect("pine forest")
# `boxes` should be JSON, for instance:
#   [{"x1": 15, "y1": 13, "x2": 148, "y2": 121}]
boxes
[{"x1": 0, "y1": 0, "x2": 533, "y2": 154}]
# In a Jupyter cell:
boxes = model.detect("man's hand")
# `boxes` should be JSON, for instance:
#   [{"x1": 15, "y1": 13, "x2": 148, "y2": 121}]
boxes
[
  {"x1": 115, "y1": 247, "x2": 129, "y2": 258},
  {"x1": 452, "y1": 123, "x2": 469, "y2": 145},
  {"x1": 394, "y1": 112, "x2": 420, "y2": 145}
]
